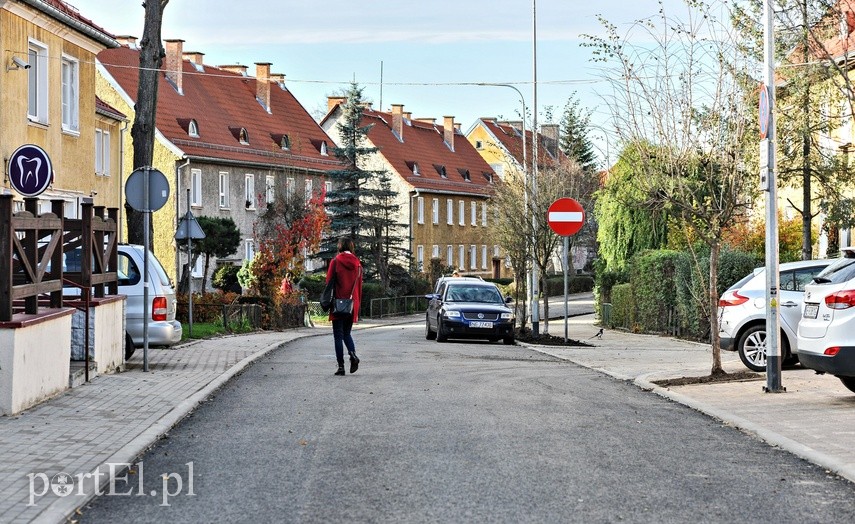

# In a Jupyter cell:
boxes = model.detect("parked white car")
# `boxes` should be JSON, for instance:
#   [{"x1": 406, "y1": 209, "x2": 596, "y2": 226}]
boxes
[
  {"x1": 718, "y1": 259, "x2": 833, "y2": 372},
  {"x1": 796, "y1": 248, "x2": 855, "y2": 393},
  {"x1": 118, "y1": 244, "x2": 182, "y2": 357}
]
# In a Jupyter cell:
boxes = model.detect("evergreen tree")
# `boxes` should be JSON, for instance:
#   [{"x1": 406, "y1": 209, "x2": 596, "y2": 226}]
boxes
[
  {"x1": 322, "y1": 83, "x2": 409, "y2": 291},
  {"x1": 558, "y1": 94, "x2": 598, "y2": 173}
]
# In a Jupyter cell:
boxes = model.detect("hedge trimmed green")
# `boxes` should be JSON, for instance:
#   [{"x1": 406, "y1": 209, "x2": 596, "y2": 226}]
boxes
[{"x1": 609, "y1": 283, "x2": 635, "y2": 329}]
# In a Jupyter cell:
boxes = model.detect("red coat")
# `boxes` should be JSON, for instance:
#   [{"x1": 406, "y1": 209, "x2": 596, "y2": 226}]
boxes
[{"x1": 326, "y1": 252, "x2": 363, "y2": 322}]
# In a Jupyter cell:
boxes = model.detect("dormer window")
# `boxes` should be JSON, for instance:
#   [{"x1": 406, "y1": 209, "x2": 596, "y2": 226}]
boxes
[
  {"x1": 457, "y1": 168, "x2": 471, "y2": 182},
  {"x1": 239, "y1": 128, "x2": 249, "y2": 145},
  {"x1": 320, "y1": 141, "x2": 328, "y2": 156},
  {"x1": 483, "y1": 172, "x2": 494, "y2": 184},
  {"x1": 281, "y1": 135, "x2": 290, "y2": 150},
  {"x1": 406, "y1": 161, "x2": 420, "y2": 176},
  {"x1": 188, "y1": 119, "x2": 199, "y2": 138},
  {"x1": 433, "y1": 164, "x2": 447, "y2": 178}
]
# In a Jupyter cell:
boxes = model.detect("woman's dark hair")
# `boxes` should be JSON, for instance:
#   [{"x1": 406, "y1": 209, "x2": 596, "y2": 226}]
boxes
[{"x1": 338, "y1": 237, "x2": 355, "y2": 253}]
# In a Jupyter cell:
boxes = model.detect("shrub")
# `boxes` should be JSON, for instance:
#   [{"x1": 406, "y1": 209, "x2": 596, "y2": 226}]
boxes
[
  {"x1": 212, "y1": 264, "x2": 241, "y2": 293},
  {"x1": 630, "y1": 250, "x2": 681, "y2": 333},
  {"x1": 176, "y1": 291, "x2": 240, "y2": 323},
  {"x1": 609, "y1": 283, "x2": 635, "y2": 329},
  {"x1": 543, "y1": 275, "x2": 595, "y2": 295}
]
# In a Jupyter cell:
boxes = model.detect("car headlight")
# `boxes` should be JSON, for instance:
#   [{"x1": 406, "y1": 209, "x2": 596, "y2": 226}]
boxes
[
  {"x1": 444, "y1": 310, "x2": 461, "y2": 318},
  {"x1": 500, "y1": 312, "x2": 513, "y2": 319}
]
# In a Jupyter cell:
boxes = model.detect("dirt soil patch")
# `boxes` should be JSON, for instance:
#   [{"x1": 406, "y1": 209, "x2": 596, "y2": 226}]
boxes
[
  {"x1": 653, "y1": 370, "x2": 764, "y2": 387},
  {"x1": 516, "y1": 329, "x2": 594, "y2": 347}
]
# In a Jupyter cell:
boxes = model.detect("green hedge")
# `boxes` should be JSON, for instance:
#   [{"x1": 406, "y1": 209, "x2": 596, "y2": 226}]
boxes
[
  {"x1": 630, "y1": 250, "x2": 681, "y2": 333},
  {"x1": 609, "y1": 283, "x2": 635, "y2": 329},
  {"x1": 543, "y1": 275, "x2": 595, "y2": 295}
]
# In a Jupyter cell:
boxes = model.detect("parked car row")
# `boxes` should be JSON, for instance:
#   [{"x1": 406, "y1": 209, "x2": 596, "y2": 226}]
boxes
[{"x1": 718, "y1": 248, "x2": 855, "y2": 393}]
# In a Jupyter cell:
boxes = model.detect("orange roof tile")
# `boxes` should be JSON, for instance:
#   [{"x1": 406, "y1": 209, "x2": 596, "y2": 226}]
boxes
[{"x1": 98, "y1": 46, "x2": 342, "y2": 173}]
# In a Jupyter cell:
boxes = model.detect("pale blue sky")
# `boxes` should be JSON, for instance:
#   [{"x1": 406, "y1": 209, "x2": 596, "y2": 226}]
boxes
[{"x1": 69, "y1": 0, "x2": 690, "y2": 166}]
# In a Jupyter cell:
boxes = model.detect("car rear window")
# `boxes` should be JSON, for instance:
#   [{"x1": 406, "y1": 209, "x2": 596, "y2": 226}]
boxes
[
  {"x1": 148, "y1": 250, "x2": 172, "y2": 287},
  {"x1": 813, "y1": 256, "x2": 855, "y2": 285}
]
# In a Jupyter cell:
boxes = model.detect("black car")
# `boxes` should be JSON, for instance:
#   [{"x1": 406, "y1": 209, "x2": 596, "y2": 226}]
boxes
[{"x1": 425, "y1": 279, "x2": 515, "y2": 344}]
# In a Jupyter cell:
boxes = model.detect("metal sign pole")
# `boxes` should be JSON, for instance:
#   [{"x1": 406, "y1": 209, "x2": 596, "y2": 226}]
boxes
[
  {"x1": 187, "y1": 188, "x2": 193, "y2": 338},
  {"x1": 143, "y1": 167, "x2": 150, "y2": 372},
  {"x1": 763, "y1": 0, "x2": 783, "y2": 392},
  {"x1": 564, "y1": 236, "x2": 569, "y2": 343}
]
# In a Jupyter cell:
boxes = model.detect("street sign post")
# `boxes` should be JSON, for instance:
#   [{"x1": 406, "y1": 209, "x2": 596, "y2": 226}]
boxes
[
  {"x1": 176, "y1": 189, "x2": 207, "y2": 338},
  {"x1": 125, "y1": 167, "x2": 170, "y2": 372},
  {"x1": 547, "y1": 198, "x2": 586, "y2": 343}
]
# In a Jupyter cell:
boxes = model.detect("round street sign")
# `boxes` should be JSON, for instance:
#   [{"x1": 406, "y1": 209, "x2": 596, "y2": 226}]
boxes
[
  {"x1": 125, "y1": 167, "x2": 170, "y2": 212},
  {"x1": 8, "y1": 144, "x2": 53, "y2": 197},
  {"x1": 547, "y1": 197, "x2": 585, "y2": 237},
  {"x1": 759, "y1": 83, "x2": 770, "y2": 139}
]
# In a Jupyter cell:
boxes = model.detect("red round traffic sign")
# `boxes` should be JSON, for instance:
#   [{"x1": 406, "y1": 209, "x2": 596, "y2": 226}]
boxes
[{"x1": 547, "y1": 197, "x2": 585, "y2": 236}]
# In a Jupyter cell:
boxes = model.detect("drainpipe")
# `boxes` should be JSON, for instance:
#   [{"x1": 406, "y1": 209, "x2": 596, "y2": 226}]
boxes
[
  {"x1": 176, "y1": 158, "x2": 190, "y2": 283},
  {"x1": 118, "y1": 120, "x2": 129, "y2": 242},
  {"x1": 410, "y1": 188, "x2": 420, "y2": 272}
]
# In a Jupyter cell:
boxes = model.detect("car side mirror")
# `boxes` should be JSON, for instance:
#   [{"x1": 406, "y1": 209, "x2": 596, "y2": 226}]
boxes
[
  {"x1": 505, "y1": 296, "x2": 513, "y2": 303},
  {"x1": 425, "y1": 293, "x2": 439, "y2": 300}
]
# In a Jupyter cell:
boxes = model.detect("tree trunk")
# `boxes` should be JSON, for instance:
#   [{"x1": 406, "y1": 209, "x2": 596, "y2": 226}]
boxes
[
  {"x1": 127, "y1": 0, "x2": 168, "y2": 247},
  {"x1": 709, "y1": 240, "x2": 723, "y2": 375},
  {"x1": 202, "y1": 253, "x2": 210, "y2": 294}
]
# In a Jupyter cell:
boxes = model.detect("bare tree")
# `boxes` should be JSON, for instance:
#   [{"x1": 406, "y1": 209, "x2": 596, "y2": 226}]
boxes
[
  {"x1": 584, "y1": 0, "x2": 755, "y2": 375},
  {"x1": 127, "y1": 0, "x2": 169, "y2": 246}
]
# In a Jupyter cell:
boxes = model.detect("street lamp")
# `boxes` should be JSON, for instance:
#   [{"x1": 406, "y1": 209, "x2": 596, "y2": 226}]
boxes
[{"x1": 531, "y1": 0, "x2": 540, "y2": 337}]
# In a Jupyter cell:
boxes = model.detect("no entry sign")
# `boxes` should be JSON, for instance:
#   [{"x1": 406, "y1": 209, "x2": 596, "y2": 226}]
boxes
[{"x1": 547, "y1": 197, "x2": 585, "y2": 236}]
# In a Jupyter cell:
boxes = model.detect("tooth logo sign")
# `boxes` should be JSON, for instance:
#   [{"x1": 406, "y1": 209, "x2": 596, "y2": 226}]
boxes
[{"x1": 8, "y1": 144, "x2": 53, "y2": 197}]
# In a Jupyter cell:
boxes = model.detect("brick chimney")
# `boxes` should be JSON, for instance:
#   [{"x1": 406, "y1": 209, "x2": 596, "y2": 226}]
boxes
[
  {"x1": 443, "y1": 116, "x2": 455, "y2": 151},
  {"x1": 164, "y1": 39, "x2": 184, "y2": 95},
  {"x1": 327, "y1": 96, "x2": 347, "y2": 112},
  {"x1": 416, "y1": 117, "x2": 436, "y2": 124},
  {"x1": 219, "y1": 64, "x2": 248, "y2": 76},
  {"x1": 270, "y1": 73, "x2": 286, "y2": 88},
  {"x1": 403, "y1": 111, "x2": 412, "y2": 121},
  {"x1": 541, "y1": 124, "x2": 560, "y2": 158},
  {"x1": 255, "y1": 62, "x2": 272, "y2": 113},
  {"x1": 183, "y1": 51, "x2": 204, "y2": 65},
  {"x1": 391, "y1": 104, "x2": 404, "y2": 141},
  {"x1": 115, "y1": 35, "x2": 137, "y2": 48},
  {"x1": 454, "y1": 122, "x2": 461, "y2": 131}
]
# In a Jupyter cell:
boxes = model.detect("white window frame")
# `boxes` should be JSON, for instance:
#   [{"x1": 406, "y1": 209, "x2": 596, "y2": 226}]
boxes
[
  {"x1": 417, "y1": 196, "x2": 424, "y2": 224},
  {"x1": 481, "y1": 245, "x2": 488, "y2": 269},
  {"x1": 245, "y1": 239, "x2": 255, "y2": 261},
  {"x1": 458, "y1": 245, "x2": 465, "y2": 270},
  {"x1": 28, "y1": 39, "x2": 48, "y2": 124},
  {"x1": 305, "y1": 178, "x2": 313, "y2": 202},
  {"x1": 245, "y1": 174, "x2": 256, "y2": 209},
  {"x1": 95, "y1": 129, "x2": 104, "y2": 175},
  {"x1": 471, "y1": 202, "x2": 477, "y2": 226},
  {"x1": 432, "y1": 245, "x2": 440, "y2": 259},
  {"x1": 494, "y1": 245, "x2": 500, "y2": 258},
  {"x1": 458, "y1": 201, "x2": 465, "y2": 226},
  {"x1": 447, "y1": 245, "x2": 454, "y2": 265},
  {"x1": 417, "y1": 245, "x2": 424, "y2": 272},
  {"x1": 266, "y1": 175, "x2": 275, "y2": 204},
  {"x1": 61, "y1": 55, "x2": 79, "y2": 133},
  {"x1": 432, "y1": 198, "x2": 439, "y2": 224},
  {"x1": 191, "y1": 169, "x2": 202, "y2": 206},
  {"x1": 191, "y1": 255, "x2": 204, "y2": 278},
  {"x1": 447, "y1": 199, "x2": 454, "y2": 225},
  {"x1": 188, "y1": 119, "x2": 199, "y2": 137},
  {"x1": 219, "y1": 172, "x2": 230, "y2": 208},
  {"x1": 482, "y1": 202, "x2": 488, "y2": 226},
  {"x1": 286, "y1": 177, "x2": 295, "y2": 198},
  {"x1": 470, "y1": 245, "x2": 477, "y2": 270},
  {"x1": 324, "y1": 181, "x2": 332, "y2": 197}
]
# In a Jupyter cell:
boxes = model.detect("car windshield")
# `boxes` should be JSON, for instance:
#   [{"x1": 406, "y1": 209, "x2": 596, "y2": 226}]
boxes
[{"x1": 445, "y1": 285, "x2": 503, "y2": 303}]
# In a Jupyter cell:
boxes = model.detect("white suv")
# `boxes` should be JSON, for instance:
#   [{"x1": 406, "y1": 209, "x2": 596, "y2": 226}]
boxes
[
  {"x1": 718, "y1": 259, "x2": 832, "y2": 372},
  {"x1": 796, "y1": 248, "x2": 855, "y2": 393}
]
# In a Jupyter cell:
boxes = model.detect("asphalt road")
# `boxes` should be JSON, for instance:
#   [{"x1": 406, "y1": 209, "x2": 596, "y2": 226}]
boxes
[{"x1": 79, "y1": 323, "x2": 855, "y2": 523}]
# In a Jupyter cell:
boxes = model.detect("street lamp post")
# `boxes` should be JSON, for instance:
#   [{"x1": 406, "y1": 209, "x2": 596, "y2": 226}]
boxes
[{"x1": 531, "y1": 0, "x2": 540, "y2": 337}]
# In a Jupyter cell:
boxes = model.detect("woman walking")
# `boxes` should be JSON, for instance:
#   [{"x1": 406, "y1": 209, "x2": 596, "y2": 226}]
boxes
[{"x1": 326, "y1": 237, "x2": 363, "y2": 376}]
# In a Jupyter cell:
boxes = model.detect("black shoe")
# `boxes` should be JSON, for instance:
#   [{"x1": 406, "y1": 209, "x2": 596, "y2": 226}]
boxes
[
  {"x1": 349, "y1": 355, "x2": 360, "y2": 374},
  {"x1": 334, "y1": 364, "x2": 345, "y2": 376}
]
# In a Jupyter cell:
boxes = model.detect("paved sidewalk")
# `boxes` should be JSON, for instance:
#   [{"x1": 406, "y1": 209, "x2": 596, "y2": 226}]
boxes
[
  {"x1": 527, "y1": 313, "x2": 855, "y2": 486},
  {"x1": 0, "y1": 325, "x2": 338, "y2": 523}
]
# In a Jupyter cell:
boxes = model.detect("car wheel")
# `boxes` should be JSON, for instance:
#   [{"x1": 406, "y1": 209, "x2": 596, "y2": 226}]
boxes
[
  {"x1": 839, "y1": 377, "x2": 855, "y2": 394},
  {"x1": 124, "y1": 332, "x2": 136, "y2": 360},
  {"x1": 425, "y1": 315, "x2": 436, "y2": 340},
  {"x1": 503, "y1": 336, "x2": 515, "y2": 345},
  {"x1": 738, "y1": 325, "x2": 767, "y2": 372},
  {"x1": 436, "y1": 317, "x2": 448, "y2": 342}
]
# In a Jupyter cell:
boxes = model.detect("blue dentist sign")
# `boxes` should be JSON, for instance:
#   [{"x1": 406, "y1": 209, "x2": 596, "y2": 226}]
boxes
[{"x1": 8, "y1": 144, "x2": 53, "y2": 197}]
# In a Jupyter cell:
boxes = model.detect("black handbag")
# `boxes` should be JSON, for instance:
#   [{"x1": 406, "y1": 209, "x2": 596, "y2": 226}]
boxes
[
  {"x1": 320, "y1": 261, "x2": 336, "y2": 313},
  {"x1": 331, "y1": 267, "x2": 361, "y2": 317}
]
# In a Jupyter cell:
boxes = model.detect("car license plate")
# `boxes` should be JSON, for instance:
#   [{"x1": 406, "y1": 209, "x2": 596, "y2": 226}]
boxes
[
  {"x1": 803, "y1": 304, "x2": 819, "y2": 319},
  {"x1": 469, "y1": 321, "x2": 493, "y2": 329}
]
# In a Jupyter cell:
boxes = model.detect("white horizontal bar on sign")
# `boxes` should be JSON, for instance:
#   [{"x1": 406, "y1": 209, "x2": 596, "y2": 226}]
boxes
[{"x1": 548, "y1": 211, "x2": 583, "y2": 222}]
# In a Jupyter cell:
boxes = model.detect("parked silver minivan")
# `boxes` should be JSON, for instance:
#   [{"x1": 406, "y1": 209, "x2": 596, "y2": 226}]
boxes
[{"x1": 118, "y1": 244, "x2": 182, "y2": 357}]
